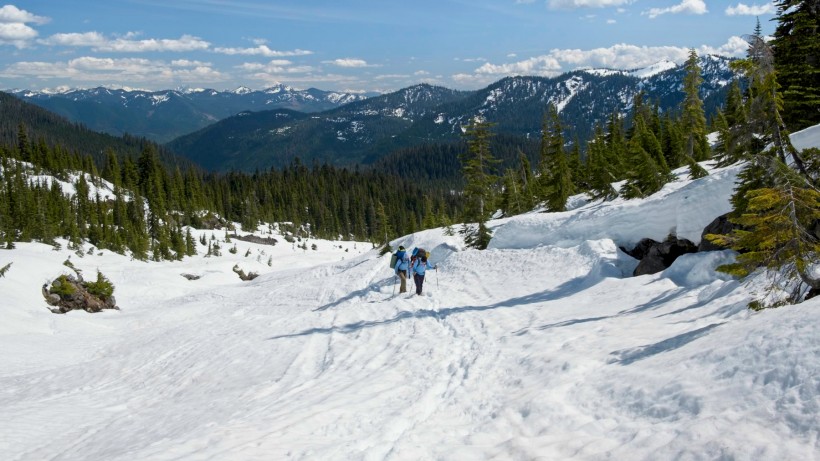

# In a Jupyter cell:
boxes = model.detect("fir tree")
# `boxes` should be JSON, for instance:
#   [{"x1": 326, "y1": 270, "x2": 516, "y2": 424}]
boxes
[
  {"x1": 620, "y1": 136, "x2": 665, "y2": 199},
  {"x1": 586, "y1": 125, "x2": 618, "y2": 200},
  {"x1": 708, "y1": 160, "x2": 820, "y2": 307},
  {"x1": 500, "y1": 168, "x2": 524, "y2": 216},
  {"x1": 771, "y1": 0, "x2": 820, "y2": 130},
  {"x1": 460, "y1": 118, "x2": 499, "y2": 249},
  {"x1": 539, "y1": 104, "x2": 573, "y2": 212},
  {"x1": 680, "y1": 49, "x2": 711, "y2": 179}
]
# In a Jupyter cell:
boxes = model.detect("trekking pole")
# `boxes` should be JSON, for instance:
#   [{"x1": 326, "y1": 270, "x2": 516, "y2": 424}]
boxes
[
  {"x1": 436, "y1": 267, "x2": 439, "y2": 289},
  {"x1": 392, "y1": 275, "x2": 397, "y2": 296}
]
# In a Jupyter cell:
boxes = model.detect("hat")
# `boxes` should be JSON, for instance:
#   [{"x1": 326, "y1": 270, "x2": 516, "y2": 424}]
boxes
[{"x1": 399, "y1": 246, "x2": 405, "y2": 251}]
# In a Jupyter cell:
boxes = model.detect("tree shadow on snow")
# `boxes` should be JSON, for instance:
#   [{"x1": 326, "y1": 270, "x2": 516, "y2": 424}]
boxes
[
  {"x1": 269, "y1": 275, "x2": 596, "y2": 340},
  {"x1": 607, "y1": 322, "x2": 724, "y2": 365},
  {"x1": 312, "y1": 276, "x2": 395, "y2": 312}
]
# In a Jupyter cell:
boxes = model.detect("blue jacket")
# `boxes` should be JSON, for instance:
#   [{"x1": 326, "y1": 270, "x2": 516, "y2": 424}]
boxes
[
  {"x1": 411, "y1": 259, "x2": 435, "y2": 276},
  {"x1": 394, "y1": 251, "x2": 410, "y2": 273}
]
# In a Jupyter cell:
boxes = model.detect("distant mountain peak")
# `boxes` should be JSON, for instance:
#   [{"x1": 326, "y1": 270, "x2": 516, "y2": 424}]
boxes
[{"x1": 232, "y1": 86, "x2": 253, "y2": 95}]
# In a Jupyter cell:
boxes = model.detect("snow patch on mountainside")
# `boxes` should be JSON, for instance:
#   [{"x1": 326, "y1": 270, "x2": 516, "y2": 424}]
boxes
[{"x1": 629, "y1": 59, "x2": 678, "y2": 78}]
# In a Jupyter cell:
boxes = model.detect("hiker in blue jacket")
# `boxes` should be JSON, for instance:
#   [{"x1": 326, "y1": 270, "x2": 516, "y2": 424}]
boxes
[
  {"x1": 410, "y1": 252, "x2": 436, "y2": 296},
  {"x1": 394, "y1": 246, "x2": 410, "y2": 293}
]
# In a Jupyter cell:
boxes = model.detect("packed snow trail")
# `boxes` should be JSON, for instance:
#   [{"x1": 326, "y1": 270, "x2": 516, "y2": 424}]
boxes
[
  {"x1": 2, "y1": 234, "x2": 817, "y2": 460},
  {"x1": 3, "y1": 127, "x2": 820, "y2": 460}
]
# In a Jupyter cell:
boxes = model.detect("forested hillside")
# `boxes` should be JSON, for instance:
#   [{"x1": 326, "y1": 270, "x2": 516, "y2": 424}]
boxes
[
  {"x1": 0, "y1": 91, "x2": 187, "y2": 170},
  {"x1": 166, "y1": 57, "x2": 735, "y2": 173}
]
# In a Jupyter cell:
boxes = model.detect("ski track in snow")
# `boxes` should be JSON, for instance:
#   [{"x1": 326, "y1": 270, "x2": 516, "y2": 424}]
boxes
[{"x1": 2, "y1": 124, "x2": 820, "y2": 460}]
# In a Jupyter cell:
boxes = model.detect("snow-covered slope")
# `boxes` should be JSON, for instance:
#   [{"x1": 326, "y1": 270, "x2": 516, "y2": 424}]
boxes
[{"x1": 1, "y1": 126, "x2": 819, "y2": 460}]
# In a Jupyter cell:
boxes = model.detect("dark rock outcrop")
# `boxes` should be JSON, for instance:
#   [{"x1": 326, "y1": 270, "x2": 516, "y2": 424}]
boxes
[
  {"x1": 698, "y1": 213, "x2": 739, "y2": 252},
  {"x1": 233, "y1": 234, "x2": 278, "y2": 246},
  {"x1": 622, "y1": 235, "x2": 698, "y2": 276}
]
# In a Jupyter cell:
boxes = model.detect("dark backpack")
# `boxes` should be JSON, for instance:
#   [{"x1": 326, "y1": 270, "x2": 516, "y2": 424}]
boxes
[
  {"x1": 411, "y1": 247, "x2": 429, "y2": 265},
  {"x1": 390, "y1": 250, "x2": 406, "y2": 269}
]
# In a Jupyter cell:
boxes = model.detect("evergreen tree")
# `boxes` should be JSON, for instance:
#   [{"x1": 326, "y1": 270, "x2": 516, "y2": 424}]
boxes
[
  {"x1": 539, "y1": 104, "x2": 573, "y2": 212},
  {"x1": 620, "y1": 136, "x2": 666, "y2": 199},
  {"x1": 586, "y1": 126, "x2": 618, "y2": 200},
  {"x1": 500, "y1": 168, "x2": 524, "y2": 216},
  {"x1": 518, "y1": 150, "x2": 537, "y2": 210},
  {"x1": 771, "y1": 0, "x2": 820, "y2": 130},
  {"x1": 708, "y1": 160, "x2": 820, "y2": 307},
  {"x1": 460, "y1": 118, "x2": 499, "y2": 249},
  {"x1": 680, "y1": 49, "x2": 711, "y2": 179}
]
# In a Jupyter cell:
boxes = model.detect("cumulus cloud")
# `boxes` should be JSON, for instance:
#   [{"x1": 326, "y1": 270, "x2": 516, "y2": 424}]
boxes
[
  {"x1": 1, "y1": 56, "x2": 226, "y2": 85},
  {"x1": 213, "y1": 45, "x2": 313, "y2": 57},
  {"x1": 0, "y1": 5, "x2": 49, "y2": 24},
  {"x1": 0, "y1": 22, "x2": 38, "y2": 47},
  {"x1": 548, "y1": 0, "x2": 634, "y2": 9},
  {"x1": 171, "y1": 59, "x2": 212, "y2": 68},
  {"x1": 236, "y1": 59, "x2": 315, "y2": 74},
  {"x1": 725, "y1": 2, "x2": 776, "y2": 15},
  {"x1": 455, "y1": 37, "x2": 749, "y2": 85},
  {"x1": 475, "y1": 55, "x2": 562, "y2": 76},
  {"x1": 40, "y1": 32, "x2": 107, "y2": 47},
  {"x1": 40, "y1": 32, "x2": 210, "y2": 52},
  {"x1": 0, "y1": 5, "x2": 49, "y2": 48},
  {"x1": 643, "y1": 0, "x2": 708, "y2": 18},
  {"x1": 325, "y1": 58, "x2": 373, "y2": 68}
]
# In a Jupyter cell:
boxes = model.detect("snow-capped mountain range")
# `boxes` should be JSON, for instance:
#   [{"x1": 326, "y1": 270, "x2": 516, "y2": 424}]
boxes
[
  {"x1": 5, "y1": 56, "x2": 735, "y2": 171},
  {"x1": 7, "y1": 84, "x2": 371, "y2": 143},
  {"x1": 167, "y1": 55, "x2": 735, "y2": 172}
]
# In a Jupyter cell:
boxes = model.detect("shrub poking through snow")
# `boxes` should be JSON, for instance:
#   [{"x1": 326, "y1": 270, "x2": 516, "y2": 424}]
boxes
[
  {"x1": 232, "y1": 264, "x2": 259, "y2": 281},
  {"x1": 43, "y1": 270, "x2": 118, "y2": 314}
]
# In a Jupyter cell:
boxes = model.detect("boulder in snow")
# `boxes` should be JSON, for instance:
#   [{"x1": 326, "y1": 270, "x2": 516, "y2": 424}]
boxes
[{"x1": 622, "y1": 235, "x2": 698, "y2": 276}]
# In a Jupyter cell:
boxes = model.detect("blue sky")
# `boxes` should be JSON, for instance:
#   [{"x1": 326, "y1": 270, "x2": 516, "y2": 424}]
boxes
[{"x1": 0, "y1": 1, "x2": 778, "y2": 93}]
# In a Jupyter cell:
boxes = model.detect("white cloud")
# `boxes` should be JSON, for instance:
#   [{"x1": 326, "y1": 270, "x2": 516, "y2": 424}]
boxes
[
  {"x1": 458, "y1": 37, "x2": 748, "y2": 84},
  {"x1": 1, "y1": 56, "x2": 226, "y2": 85},
  {"x1": 374, "y1": 74, "x2": 410, "y2": 80},
  {"x1": 0, "y1": 5, "x2": 49, "y2": 48},
  {"x1": 171, "y1": 59, "x2": 212, "y2": 68},
  {"x1": 213, "y1": 45, "x2": 313, "y2": 57},
  {"x1": 725, "y1": 2, "x2": 776, "y2": 16},
  {"x1": 414, "y1": 70, "x2": 430, "y2": 76},
  {"x1": 40, "y1": 32, "x2": 210, "y2": 52},
  {"x1": 0, "y1": 5, "x2": 49, "y2": 24},
  {"x1": 40, "y1": 32, "x2": 107, "y2": 47},
  {"x1": 643, "y1": 0, "x2": 708, "y2": 18},
  {"x1": 548, "y1": 0, "x2": 634, "y2": 9},
  {"x1": 325, "y1": 58, "x2": 372, "y2": 68},
  {"x1": 475, "y1": 55, "x2": 562, "y2": 76},
  {"x1": 607, "y1": 18, "x2": 617, "y2": 24},
  {"x1": 99, "y1": 34, "x2": 210, "y2": 52},
  {"x1": 699, "y1": 35, "x2": 749, "y2": 57},
  {"x1": 515, "y1": 0, "x2": 537, "y2": 3},
  {"x1": 0, "y1": 22, "x2": 38, "y2": 47},
  {"x1": 236, "y1": 59, "x2": 315, "y2": 74}
]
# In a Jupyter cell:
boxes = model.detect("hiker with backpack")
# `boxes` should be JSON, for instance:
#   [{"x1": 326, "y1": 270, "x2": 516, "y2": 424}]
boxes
[
  {"x1": 393, "y1": 246, "x2": 410, "y2": 293},
  {"x1": 410, "y1": 247, "x2": 436, "y2": 296}
]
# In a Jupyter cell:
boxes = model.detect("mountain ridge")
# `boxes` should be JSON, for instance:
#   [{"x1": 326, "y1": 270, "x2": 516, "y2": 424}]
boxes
[
  {"x1": 7, "y1": 85, "x2": 372, "y2": 143},
  {"x1": 167, "y1": 55, "x2": 735, "y2": 172}
]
